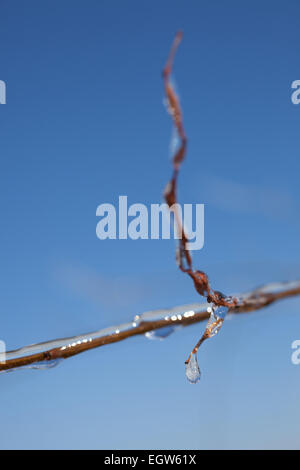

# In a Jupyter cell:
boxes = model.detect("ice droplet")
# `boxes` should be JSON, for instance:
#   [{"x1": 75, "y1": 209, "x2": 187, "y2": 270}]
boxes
[
  {"x1": 185, "y1": 353, "x2": 201, "y2": 384},
  {"x1": 214, "y1": 305, "x2": 228, "y2": 320},
  {"x1": 145, "y1": 326, "x2": 179, "y2": 340}
]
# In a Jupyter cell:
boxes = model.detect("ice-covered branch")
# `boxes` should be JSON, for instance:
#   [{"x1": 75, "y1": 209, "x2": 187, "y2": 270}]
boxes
[
  {"x1": 1, "y1": 280, "x2": 300, "y2": 374},
  {"x1": 162, "y1": 32, "x2": 239, "y2": 374}
]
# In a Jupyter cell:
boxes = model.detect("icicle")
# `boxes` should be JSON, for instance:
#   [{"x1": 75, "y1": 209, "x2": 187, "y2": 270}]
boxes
[{"x1": 185, "y1": 353, "x2": 201, "y2": 384}]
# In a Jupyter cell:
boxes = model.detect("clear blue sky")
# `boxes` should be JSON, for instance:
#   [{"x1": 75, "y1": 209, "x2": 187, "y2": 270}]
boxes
[{"x1": 1, "y1": 0, "x2": 300, "y2": 449}]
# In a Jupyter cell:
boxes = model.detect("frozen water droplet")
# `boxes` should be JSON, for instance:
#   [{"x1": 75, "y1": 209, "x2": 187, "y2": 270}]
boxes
[
  {"x1": 29, "y1": 359, "x2": 62, "y2": 370},
  {"x1": 214, "y1": 305, "x2": 228, "y2": 320},
  {"x1": 145, "y1": 326, "x2": 177, "y2": 340},
  {"x1": 185, "y1": 353, "x2": 201, "y2": 384}
]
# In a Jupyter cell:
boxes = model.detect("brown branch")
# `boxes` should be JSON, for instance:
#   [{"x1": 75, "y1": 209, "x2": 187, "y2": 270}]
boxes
[
  {"x1": 1, "y1": 280, "x2": 300, "y2": 373},
  {"x1": 163, "y1": 32, "x2": 236, "y2": 311}
]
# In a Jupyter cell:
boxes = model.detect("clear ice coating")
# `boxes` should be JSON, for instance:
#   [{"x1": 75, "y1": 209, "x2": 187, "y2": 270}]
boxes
[
  {"x1": 185, "y1": 353, "x2": 201, "y2": 384},
  {"x1": 169, "y1": 126, "x2": 180, "y2": 158},
  {"x1": 136, "y1": 302, "x2": 206, "y2": 323},
  {"x1": 254, "y1": 280, "x2": 300, "y2": 295},
  {"x1": 204, "y1": 304, "x2": 229, "y2": 338}
]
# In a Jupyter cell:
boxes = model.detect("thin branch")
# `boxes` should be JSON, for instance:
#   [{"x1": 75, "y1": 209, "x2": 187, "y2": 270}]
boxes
[
  {"x1": 1, "y1": 280, "x2": 300, "y2": 373},
  {"x1": 163, "y1": 32, "x2": 236, "y2": 308},
  {"x1": 162, "y1": 32, "x2": 238, "y2": 368}
]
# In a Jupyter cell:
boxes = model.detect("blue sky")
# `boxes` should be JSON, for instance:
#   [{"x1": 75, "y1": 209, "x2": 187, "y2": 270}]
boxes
[{"x1": 0, "y1": 0, "x2": 300, "y2": 449}]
